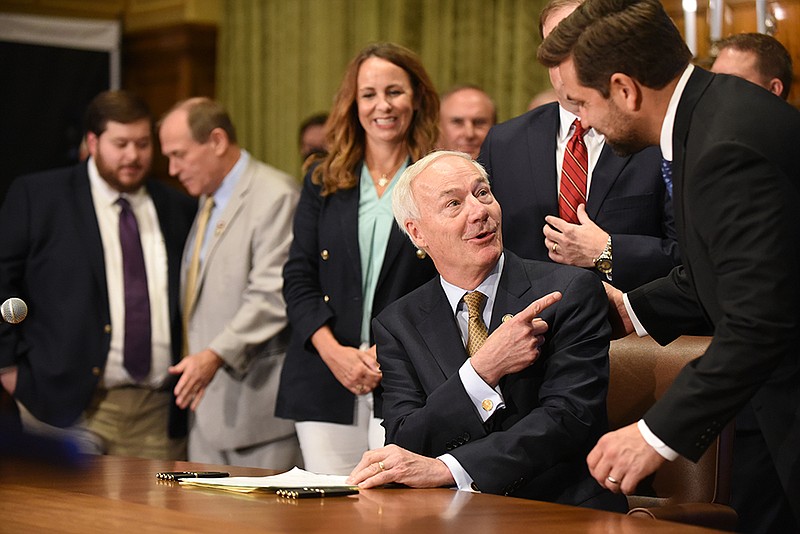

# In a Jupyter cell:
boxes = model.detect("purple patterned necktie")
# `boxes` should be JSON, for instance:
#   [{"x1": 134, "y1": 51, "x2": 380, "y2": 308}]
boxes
[{"x1": 117, "y1": 197, "x2": 151, "y2": 381}]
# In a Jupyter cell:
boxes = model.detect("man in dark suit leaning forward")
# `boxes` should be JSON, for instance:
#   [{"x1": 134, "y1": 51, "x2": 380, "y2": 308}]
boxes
[
  {"x1": 539, "y1": 0, "x2": 800, "y2": 530},
  {"x1": 348, "y1": 151, "x2": 625, "y2": 512}
]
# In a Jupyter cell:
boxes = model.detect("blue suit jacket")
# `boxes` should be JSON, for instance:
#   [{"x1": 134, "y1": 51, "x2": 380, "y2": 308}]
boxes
[
  {"x1": 479, "y1": 102, "x2": 678, "y2": 291},
  {"x1": 375, "y1": 251, "x2": 625, "y2": 511},
  {"x1": 0, "y1": 162, "x2": 195, "y2": 435},
  {"x1": 277, "y1": 166, "x2": 437, "y2": 424}
]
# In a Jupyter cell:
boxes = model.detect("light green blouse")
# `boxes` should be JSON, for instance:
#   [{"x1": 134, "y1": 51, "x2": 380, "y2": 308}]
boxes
[{"x1": 358, "y1": 159, "x2": 410, "y2": 345}]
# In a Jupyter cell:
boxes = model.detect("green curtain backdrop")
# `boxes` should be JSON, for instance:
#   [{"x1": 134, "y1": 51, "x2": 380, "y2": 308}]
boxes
[{"x1": 218, "y1": 0, "x2": 550, "y2": 178}]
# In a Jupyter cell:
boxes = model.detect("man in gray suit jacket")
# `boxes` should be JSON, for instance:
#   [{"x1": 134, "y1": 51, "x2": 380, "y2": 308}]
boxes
[{"x1": 159, "y1": 98, "x2": 301, "y2": 468}]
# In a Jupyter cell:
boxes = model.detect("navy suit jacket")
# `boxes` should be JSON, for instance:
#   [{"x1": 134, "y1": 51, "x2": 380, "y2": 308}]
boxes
[
  {"x1": 375, "y1": 251, "x2": 625, "y2": 510},
  {"x1": 629, "y1": 68, "x2": 800, "y2": 521},
  {"x1": 0, "y1": 162, "x2": 195, "y2": 436},
  {"x1": 277, "y1": 166, "x2": 437, "y2": 424},
  {"x1": 479, "y1": 102, "x2": 678, "y2": 291}
]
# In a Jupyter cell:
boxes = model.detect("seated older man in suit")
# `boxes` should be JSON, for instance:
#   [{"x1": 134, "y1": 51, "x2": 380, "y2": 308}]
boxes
[{"x1": 348, "y1": 151, "x2": 625, "y2": 512}]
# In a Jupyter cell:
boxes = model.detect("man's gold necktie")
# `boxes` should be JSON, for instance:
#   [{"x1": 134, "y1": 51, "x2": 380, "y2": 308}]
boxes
[
  {"x1": 463, "y1": 291, "x2": 488, "y2": 357},
  {"x1": 182, "y1": 196, "x2": 215, "y2": 353}
]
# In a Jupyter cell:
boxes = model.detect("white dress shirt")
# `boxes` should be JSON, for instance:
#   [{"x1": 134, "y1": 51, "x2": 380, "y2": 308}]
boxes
[
  {"x1": 436, "y1": 254, "x2": 506, "y2": 491},
  {"x1": 556, "y1": 105, "x2": 605, "y2": 196},
  {"x1": 88, "y1": 157, "x2": 171, "y2": 389},
  {"x1": 185, "y1": 150, "x2": 249, "y2": 270}
]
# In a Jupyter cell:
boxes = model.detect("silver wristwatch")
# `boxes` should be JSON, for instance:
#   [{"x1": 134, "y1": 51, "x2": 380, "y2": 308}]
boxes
[{"x1": 593, "y1": 236, "x2": 613, "y2": 275}]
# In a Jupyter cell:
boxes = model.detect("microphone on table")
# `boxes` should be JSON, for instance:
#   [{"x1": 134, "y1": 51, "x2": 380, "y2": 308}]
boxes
[{"x1": 1, "y1": 297, "x2": 28, "y2": 324}]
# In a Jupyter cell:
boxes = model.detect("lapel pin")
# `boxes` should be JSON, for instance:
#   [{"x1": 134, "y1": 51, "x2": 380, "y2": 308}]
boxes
[{"x1": 501, "y1": 314, "x2": 514, "y2": 323}]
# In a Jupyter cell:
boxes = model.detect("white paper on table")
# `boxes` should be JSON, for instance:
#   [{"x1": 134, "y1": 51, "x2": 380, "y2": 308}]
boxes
[{"x1": 178, "y1": 466, "x2": 354, "y2": 494}]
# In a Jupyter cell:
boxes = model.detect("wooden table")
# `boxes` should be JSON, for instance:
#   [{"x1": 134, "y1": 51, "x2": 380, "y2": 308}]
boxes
[{"x1": 0, "y1": 455, "x2": 724, "y2": 533}]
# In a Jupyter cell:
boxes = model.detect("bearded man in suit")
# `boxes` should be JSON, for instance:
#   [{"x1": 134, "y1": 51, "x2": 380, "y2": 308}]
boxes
[
  {"x1": 539, "y1": 0, "x2": 800, "y2": 530},
  {"x1": 0, "y1": 90, "x2": 195, "y2": 459}
]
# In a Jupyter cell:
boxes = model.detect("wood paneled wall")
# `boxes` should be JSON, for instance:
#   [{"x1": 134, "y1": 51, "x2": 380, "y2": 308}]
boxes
[
  {"x1": 663, "y1": 0, "x2": 800, "y2": 107},
  {"x1": 123, "y1": 23, "x2": 217, "y2": 186},
  {"x1": 0, "y1": 1, "x2": 220, "y2": 187}
]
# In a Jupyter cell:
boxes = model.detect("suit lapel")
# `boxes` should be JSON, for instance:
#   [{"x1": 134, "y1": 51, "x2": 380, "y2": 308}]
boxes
[
  {"x1": 334, "y1": 167, "x2": 362, "y2": 285},
  {"x1": 149, "y1": 182, "x2": 181, "y2": 331},
  {"x1": 489, "y1": 253, "x2": 534, "y2": 333},
  {"x1": 585, "y1": 145, "x2": 629, "y2": 219},
  {"x1": 415, "y1": 280, "x2": 470, "y2": 379},
  {"x1": 672, "y1": 68, "x2": 714, "y2": 241},
  {"x1": 71, "y1": 164, "x2": 108, "y2": 305},
  {"x1": 193, "y1": 160, "x2": 252, "y2": 297},
  {"x1": 375, "y1": 223, "x2": 407, "y2": 289},
  {"x1": 528, "y1": 105, "x2": 560, "y2": 216},
  {"x1": 489, "y1": 253, "x2": 538, "y2": 400}
]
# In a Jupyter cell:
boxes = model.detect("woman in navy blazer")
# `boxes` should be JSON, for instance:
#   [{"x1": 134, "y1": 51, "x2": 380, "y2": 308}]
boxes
[{"x1": 277, "y1": 43, "x2": 439, "y2": 474}]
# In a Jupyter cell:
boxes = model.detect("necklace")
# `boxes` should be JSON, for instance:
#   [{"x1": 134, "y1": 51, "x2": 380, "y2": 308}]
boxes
[{"x1": 371, "y1": 159, "x2": 404, "y2": 189}]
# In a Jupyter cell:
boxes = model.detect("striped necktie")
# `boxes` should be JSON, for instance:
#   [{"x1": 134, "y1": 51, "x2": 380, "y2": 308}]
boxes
[{"x1": 559, "y1": 119, "x2": 588, "y2": 224}]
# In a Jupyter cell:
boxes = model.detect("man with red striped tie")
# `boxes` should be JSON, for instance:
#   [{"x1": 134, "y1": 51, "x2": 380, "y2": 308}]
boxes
[{"x1": 479, "y1": 0, "x2": 676, "y2": 292}]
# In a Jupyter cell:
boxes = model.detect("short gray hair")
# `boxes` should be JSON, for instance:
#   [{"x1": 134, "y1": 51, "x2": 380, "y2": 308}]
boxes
[{"x1": 392, "y1": 150, "x2": 490, "y2": 244}]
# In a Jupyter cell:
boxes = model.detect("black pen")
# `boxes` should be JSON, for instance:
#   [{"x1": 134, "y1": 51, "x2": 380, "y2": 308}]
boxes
[
  {"x1": 276, "y1": 487, "x2": 359, "y2": 498},
  {"x1": 156, "y1": 471, "x2": 230, "y2": 480}
]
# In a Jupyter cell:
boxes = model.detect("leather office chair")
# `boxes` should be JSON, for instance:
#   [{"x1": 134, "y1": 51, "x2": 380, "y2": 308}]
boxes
[{"x1": 607, "y1": 334, "x2": 738, "y2": 531}]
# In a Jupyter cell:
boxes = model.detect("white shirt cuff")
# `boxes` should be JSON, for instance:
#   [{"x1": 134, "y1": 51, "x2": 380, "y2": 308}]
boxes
[
  {"x1": 459, "y1": 360, "x2": 504, "y2": 422},
  {"x1": 437, "y1": 453, "x2": 477, "y2": 492},
  {"x1": 623, "y1": 293, "x2": 649, "y2": 337},
  {"x1": 638, "y1": 419, "x2": 679, "y2": 461}
]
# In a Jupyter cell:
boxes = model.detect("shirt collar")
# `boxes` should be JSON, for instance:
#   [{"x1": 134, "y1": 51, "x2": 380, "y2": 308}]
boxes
[
  {"x1": 558, "y1": 104, "x2": 604, "y2": 144},
  {"x1": 206, "y1": 149, "x2": 249, "y2": 205},
  {"x1": 659, "y1": 64, "x2": 694, "y2": 161},
  {"x1": 440, "y1": 253, "x2": 505, "y2": 315}
]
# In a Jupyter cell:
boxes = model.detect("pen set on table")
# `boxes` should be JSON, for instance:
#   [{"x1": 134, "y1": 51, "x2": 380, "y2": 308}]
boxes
[
  {"x1": 156, "y1": 470, "x2": 358, "y2": 497},
  {"x1": 276, "y1": 487, "x2": 359, "y2": 498},
  {"x1": 156, "y1": 471, "x2": 230, "y2": 481}
]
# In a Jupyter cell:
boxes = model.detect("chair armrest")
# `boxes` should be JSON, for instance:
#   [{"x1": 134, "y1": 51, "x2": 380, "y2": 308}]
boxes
[{"x1": 627, "y1": 503, "x2": 738, "y2": 531}]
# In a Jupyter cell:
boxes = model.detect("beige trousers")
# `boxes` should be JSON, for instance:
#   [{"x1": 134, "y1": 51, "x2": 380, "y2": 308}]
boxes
[{"x1": 19, "y1": 386, "x2": 186, "y2": 460}]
